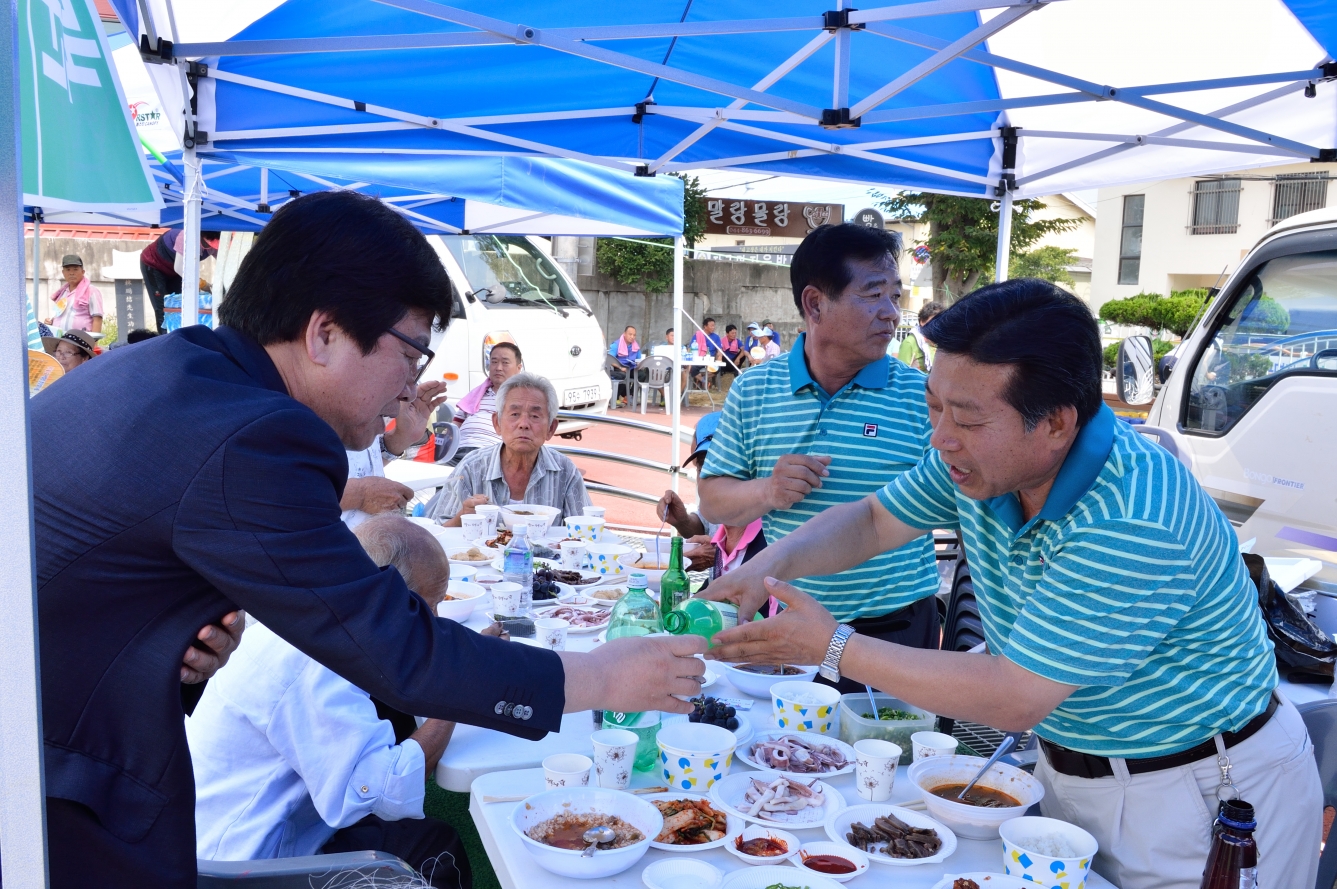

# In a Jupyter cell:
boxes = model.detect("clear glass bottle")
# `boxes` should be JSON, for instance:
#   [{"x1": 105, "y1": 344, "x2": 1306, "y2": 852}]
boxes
[
  {"x1": 658, "y1": 537, "x2": 690, "y2": 626},
  {"x1": 1199, "y1": 799, "x2": 1258, "y2": 889},
  {"x1": 662, "y1": 598, "x2": 738, "y2": 649},
  {"x1": 603, "y1": 573, "x2": 662, "y2": 770},
  {"x1": 502, "y1": 524, "x2": 534, "y2": 615}
]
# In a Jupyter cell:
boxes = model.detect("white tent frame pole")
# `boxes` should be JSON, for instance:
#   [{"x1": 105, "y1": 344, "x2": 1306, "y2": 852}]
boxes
[
  {"x1": 1017, "y1": 130, "x2": 1307, "y2": 156},
  {"x1": 181, "y1": 144, "x2": 202, "y2": 328},
  {"x1": 207, "y1": 69, "x2": 642, "y2": 173},
  {"x1": 994, "y1": 189, "x2": 1013, "y2": 286},
  {"x1": 671, "y1": 236, "x2": 684, "y2": 495},
  {"x1": 866, "y1": 23, "x2": 1323, "y2": 157},
  {"x1": 849, "y1": 2, "x2": 1039, "y2": 119},
  {"x1": 1014, "y1": 81, "x2": 1310, "y2": 189},
  {"x1": 648, "y1": 31, "x2": 834, "y2": 174},
  {"x1": 371, "y1": 1, "x2": 825, "y2": 119},
  {"x1": 0, "y1": 0, "x2": 50, "y2": 884}
]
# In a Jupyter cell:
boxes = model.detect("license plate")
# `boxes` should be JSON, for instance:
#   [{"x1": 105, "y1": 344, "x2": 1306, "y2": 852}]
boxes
[{"x1": 564, "y1": 386, "x2": 599, "y2": 405}]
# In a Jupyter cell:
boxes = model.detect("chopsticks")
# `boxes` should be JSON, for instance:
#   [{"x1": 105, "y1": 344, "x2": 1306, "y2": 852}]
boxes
[{"x1": 482, "y1": 785, "x2": 669, "y2": 804}]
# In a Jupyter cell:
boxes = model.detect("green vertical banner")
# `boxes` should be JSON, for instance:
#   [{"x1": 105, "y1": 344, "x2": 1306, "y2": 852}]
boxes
[{"x1": 19, "y1": 0, "x2": 161, "y2": 213}]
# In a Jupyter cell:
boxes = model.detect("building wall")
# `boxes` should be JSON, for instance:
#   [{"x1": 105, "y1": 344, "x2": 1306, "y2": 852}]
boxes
[{"x1": 1091, "y1": 162, "x2": 1337, "y2": 313}]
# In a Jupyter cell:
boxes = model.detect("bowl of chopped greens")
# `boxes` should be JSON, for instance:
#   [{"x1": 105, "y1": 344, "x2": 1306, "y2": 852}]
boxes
[{"x1": 837, "y1": 694, "x2": 936, "y2": 765}]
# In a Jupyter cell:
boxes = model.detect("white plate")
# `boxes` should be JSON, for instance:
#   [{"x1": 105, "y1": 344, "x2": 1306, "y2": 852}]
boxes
[
  {"x1": 930, "y1": 874, "x2": 1034, "y2": 889},
  {"x1": 488, "y1": 556, "x2": 560, "y2": 573},
  {"x1": 796, "y1": 841, "x2": 870, "y2": 883},
  {"x1": 736, "y1": 732, "x2": 857, "y2": 778},
  {"x1": 824, "y1": 803, "x2": 957, "y2": 867},
  {"x1": 585, "y1": 584, "x2": 629, "y2": 606},
  {"x1": 447, "y1": 544, "x2": 499, "y2": 566},
  {"x1": 642, "y1": 792, "x2": 741, "y2": 852},
  {"x1": 725, "y1": 825, "x2": 800, "y2": 866},
  {"x1": 642, "y1": 858, "x2": 724, "y2": 889},
  {"x1": 531, "y1": 603, "x2": 611, "y2": 633},
  {"x1": 720, "y1": 864, "x2": 844, "y2": 889},
  {"x1": 709, "y1": 772, "x2": 846, "y2": 830}
]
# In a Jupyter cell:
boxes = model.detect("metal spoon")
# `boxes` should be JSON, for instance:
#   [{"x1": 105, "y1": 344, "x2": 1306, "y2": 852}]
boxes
[
  {"x1": 956, "y1": 735, "x2": 1017, "y2": 801},
  {"x1": 580, "y1": 825, "x2": 617, "y2": 857},
  {"x1": 865, "y1": 685, "x2": 881, "y2": 722}
]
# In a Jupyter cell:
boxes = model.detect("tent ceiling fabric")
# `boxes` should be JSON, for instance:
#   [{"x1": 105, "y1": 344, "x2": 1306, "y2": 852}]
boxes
[{"x1": 135, "y1": 0, "x2": 1337, "y2": 202}]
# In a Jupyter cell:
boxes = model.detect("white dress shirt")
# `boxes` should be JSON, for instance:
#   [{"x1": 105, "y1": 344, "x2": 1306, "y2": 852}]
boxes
[
  {"x1": 340, "y1": 436, "x2": 387, "y2": 530},
  {"x1": 187, "y1": 622, "x2": 427, "y2": 860}
]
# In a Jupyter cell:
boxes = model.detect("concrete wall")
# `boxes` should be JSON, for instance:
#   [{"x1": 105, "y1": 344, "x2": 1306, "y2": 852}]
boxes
[
  {"x1": 577, "y1": 257, "x2": 803, "y2": 350},
  {"x1": 1091, "y1": 162, "x2": 1337, "y2": 313}
]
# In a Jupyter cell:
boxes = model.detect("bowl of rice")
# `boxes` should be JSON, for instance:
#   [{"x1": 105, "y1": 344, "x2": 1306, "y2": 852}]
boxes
[{"x1": 999, "y1": 816, "x2": 1097, "y2": 887}]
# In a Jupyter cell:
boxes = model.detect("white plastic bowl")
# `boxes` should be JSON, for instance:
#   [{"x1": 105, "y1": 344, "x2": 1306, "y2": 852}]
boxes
[
  {"x1": 641, "y1": 858, "x2": 724, "y2": 889},
  {"x1": 657, "y1": 722, "x2": 737, "y2": 792},
  {"x1": 499, "y1": 503, "x2": 561, "y2": 533},
  {"x1": 448, "y1": 563, "x2": 479, "y2": 583},
  {"x1": 617, "y1": 550, "x2": 671, "y2": 587},
  {"x1": 771, "y1": 680, "x2": 842, "y2": 734},
  {"x1": 435, "y1": 580, "x2": 485, "y2": 622},
  {"x1": 719, "y1": 662, "x2": 818, "y2": 699},
  {"x1": 907, "y1": 754, "x2": 1044, "y2": 839},
  {"x1": 999, "y1": 816, "x2": 1097, "y2": 886},
  {"x1": 510, "y1": 786, "x2": 661, "y2": 879},
  {"x1": 587, "y1": 543, "x2": 635, "y2": 576},
  {"x1": 725, "y1": 824, "x2": 800, "y2": 865}
]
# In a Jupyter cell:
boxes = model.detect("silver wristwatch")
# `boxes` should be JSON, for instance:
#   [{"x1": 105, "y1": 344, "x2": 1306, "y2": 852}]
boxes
[{"x1": 819, "y1": 624, "x2": 856, "y2": 683}]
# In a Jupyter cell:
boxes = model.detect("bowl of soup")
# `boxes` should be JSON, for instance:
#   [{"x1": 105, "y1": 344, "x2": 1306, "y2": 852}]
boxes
[
  {"x1": 510, "y1": 787, "x2": 661, "y2": 878},
  {"x1": 719, "y1": 661, "x2": 818, "y2": 698},
  {"x1": 906, "y1": 754, "x2": 1044, "y2": 839},
  {"x1": 617, "y1": 550, "x2": 673, "y2": 587}
]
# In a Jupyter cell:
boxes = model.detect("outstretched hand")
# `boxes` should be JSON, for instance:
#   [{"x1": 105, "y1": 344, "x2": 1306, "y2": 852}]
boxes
[{"x1": 706, "y1": 578, "x2": 836, "y2": 667}]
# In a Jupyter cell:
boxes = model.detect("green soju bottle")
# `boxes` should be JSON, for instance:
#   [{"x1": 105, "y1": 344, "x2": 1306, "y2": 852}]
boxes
[
  {"x1": 662, "y1": 598, "x2": 739, "y2": 649},
  {"x1": 602, "y1": 572, "x2": 661, "y2": 771},
  {"x1": 658, "y1": 537, "x2": 691, "y2": 626}
]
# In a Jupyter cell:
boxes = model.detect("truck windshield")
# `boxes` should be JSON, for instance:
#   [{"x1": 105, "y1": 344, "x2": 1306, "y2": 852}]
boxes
[
  {"x1": 441, "y1": 236, "x2": 581, "y2": 308},
  {"x1": 1184, "y1": 249, "x2": 1337, "y2": 434}
]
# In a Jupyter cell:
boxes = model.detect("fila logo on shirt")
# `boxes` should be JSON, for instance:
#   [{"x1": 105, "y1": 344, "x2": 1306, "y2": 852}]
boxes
[{"x1": 863, "y1": 423, "x2": 879, "y2": 438}]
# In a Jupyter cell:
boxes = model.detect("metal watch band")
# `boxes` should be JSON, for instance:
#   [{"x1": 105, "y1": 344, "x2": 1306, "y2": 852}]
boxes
[{"x1": 819, "y1": 623, "x2": 856, "y2": 682}]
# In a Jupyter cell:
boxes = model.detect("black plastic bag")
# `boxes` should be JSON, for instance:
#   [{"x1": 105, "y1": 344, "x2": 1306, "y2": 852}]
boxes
[{"x1": 1244, "y1": 553, "x2": 1337, "y2": 683}]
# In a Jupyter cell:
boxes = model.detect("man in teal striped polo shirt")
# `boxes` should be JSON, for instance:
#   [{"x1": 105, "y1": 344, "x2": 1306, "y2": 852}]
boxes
[
  {"x1": 699, "y1": 223, "x2": 941, "y2": 692},
  {"x1": 703, "y1": 280, "x2": 1321, "y2": 889}
]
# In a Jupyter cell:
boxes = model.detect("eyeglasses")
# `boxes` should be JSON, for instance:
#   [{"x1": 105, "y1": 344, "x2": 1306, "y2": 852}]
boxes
[{"x1": 384, "y1": 327, "x2": 436, "y2": 383}]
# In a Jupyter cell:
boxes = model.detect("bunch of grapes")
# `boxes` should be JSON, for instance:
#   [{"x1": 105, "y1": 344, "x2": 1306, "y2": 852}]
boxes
[
  {"x1": 687, "y1": 695, "x2": 739, "y2": 730},
  {"x1": 532, "y1": 567, "x2": 561, "y2": 600}
]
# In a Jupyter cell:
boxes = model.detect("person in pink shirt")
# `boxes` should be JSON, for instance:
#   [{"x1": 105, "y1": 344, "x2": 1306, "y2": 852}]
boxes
[{"x1": 46, "y1": 254, "x2": 103, "y2": 334}]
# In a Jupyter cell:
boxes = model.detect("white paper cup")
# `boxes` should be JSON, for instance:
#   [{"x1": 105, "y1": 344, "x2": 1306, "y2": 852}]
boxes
[
  {"x1": 564, "y1": 515, "x2": 605, "y2": 542},
  {"x1": 543, "y1": 753, "x2": 592, "y2": 789},
  {"x1": 590, "y1": 728, "x2": 638, "y2": 789},
  {"x1": 559, "y1": 540, "x2": 589, "y2": 572},
  {"x1": 490, "y1": 582, "x2": 524, "y2": 618},
  {"x1": 1000, "y1": 816, "x2": 1098, "y2": 888},
  {"x1": 854, "y1": 738, "x2": 901, "y2": 802},
  {"x1": 526, "y1": 518, "x2": 551, "y2": 541},
  {"x1": 475, "y1": 504, "x2": 501, "y2": 536},
  {"x1": 582, "y1": 506, "x2": 606, "y2": 519},
  {"x1": 912, "y1": 731, "x2": 958, "y2": 762},
  {"x1": 460, "y1": 514, "x2": 488, "y2": 539},
  {"x1": 535, "y1": 617, "x2": 569, "y2": 651}
]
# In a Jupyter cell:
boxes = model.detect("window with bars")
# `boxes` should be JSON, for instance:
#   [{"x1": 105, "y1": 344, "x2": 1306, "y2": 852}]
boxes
[
  {"x1": 1118, "y1": 194, "x2": 1143, "y2": 285},
  {"x1": 1270, "y1": 172, "x2": 1329, "y2": 224},
  {"x1": 1190, "y1": 179, "x2": 1242, "y2": 234}
]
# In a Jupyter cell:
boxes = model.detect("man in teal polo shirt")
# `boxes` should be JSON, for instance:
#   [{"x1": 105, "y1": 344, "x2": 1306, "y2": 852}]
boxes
[
  {"x1": 702, "y1": 279, "x2": 1321, "y2": 889},
  {"x1": 698, "y1": 223, "x2": 940, "y2": 691}
]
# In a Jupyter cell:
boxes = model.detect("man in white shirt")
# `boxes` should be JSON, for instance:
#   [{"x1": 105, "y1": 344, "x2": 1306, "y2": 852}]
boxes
[
  {"x1": 188, "y1": 515, "x2": 478, "y2": 888},
  {"x1": 340, "y1": 378, "x2": 448, "y2": 528}
]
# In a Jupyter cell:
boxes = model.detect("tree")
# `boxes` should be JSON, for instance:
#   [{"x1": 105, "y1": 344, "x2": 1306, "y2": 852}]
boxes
[
  {"x1": 595, "y1": 173, "x2": 707, "y2": 292},
  {"x1": 873, "y1": 191, "x2": 1080, "y2": 304},
  {"x1": 1010, "y1": 245, "x2": 1077, "y2": 286},
  {"x1": 1098, "y1": 290, "x2": 1214, "y2": 338}
]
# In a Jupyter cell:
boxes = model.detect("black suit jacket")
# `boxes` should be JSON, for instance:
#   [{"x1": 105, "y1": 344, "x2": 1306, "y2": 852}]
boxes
[{"x1": 31, "y1": 326, "x2": 563, "y2": 887}]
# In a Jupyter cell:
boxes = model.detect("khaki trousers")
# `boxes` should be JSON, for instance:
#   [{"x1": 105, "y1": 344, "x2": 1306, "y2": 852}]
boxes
[{"x1": 1035, "y1": 695, "x2": 1322, "y2": 889}]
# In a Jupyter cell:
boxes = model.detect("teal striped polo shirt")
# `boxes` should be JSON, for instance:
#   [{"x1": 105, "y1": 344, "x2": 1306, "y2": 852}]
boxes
[
  {"x1": 701, "y1": 335, "x2": 939, "y2": 621},
  {"x1": 877, "y1": 406, "x2": 1276, "y2": 757}
]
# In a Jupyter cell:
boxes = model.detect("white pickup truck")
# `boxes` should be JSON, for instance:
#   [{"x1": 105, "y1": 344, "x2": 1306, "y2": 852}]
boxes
[{"x1": 943, "y1": 206, "x2": 1337, "y2": 651}]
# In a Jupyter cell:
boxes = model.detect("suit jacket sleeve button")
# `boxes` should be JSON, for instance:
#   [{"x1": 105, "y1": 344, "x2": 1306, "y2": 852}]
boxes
[{"x1": 495, "y1": 701, "x2": 506, "y2": 715}]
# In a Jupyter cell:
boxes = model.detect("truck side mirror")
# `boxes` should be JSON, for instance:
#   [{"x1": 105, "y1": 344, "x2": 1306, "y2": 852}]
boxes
[{"x1": 1116, "y1": 335, "x2": 1156, "y2": 407}]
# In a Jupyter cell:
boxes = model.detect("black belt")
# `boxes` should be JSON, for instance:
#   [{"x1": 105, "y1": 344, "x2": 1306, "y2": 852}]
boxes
[{"x1": 1039, "y1": 694, "x2": 1279, "y2": 779}]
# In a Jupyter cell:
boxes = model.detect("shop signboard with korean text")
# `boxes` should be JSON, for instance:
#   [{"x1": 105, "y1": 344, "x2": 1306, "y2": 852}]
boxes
[{"x1": 704, "y1": 200, "x2": 844, "y2": 238}]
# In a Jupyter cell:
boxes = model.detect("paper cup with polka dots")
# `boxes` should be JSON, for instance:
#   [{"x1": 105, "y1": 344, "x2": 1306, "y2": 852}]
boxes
[
  {"x1": 656, "y1": 722, "x2": 735, "y2": 792},
  {"x1": 771, "y1": 680, "x2": 841, "y2": 734}
]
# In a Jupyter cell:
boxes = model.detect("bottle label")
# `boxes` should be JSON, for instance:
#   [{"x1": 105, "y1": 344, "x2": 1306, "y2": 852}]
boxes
[
  {"x1": 717, "y1": 603, "x2": 739, "y2": 631},
  {"x1": 1239, "y1": 868, "x2": 1257, "y2": 889},
  {"x1": 603, "y1": 710, "x2": 661, "y2": 729},
  {"x1": 504, "y1": 551, "x2": 530, "y2": 574}
]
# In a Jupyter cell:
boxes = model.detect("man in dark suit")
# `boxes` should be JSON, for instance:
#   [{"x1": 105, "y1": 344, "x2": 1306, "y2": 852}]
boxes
[{"x1": 31, "y1": 192, "x2": 705, "y2": 888}]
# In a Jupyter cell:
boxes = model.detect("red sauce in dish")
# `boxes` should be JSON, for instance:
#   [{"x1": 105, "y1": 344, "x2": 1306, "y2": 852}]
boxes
[{"x1": 801, "y1": 853, "x2": 858, "y2": 874}]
